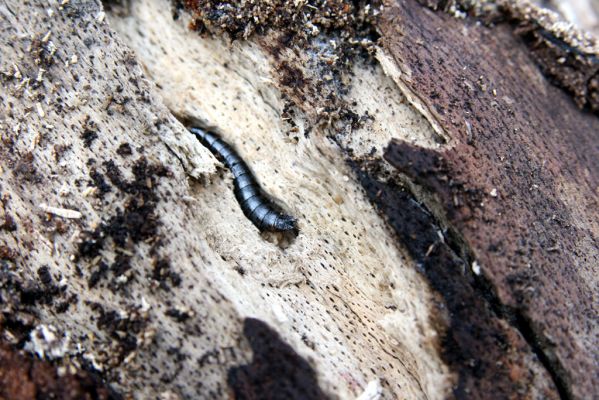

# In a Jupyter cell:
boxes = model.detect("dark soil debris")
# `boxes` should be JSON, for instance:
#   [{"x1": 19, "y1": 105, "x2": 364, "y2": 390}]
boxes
[
  {"x1": 165, "y1": 307, "x2": 192, "y2": 323},
  {"x1": 279, "y1": 62, "x2": 309, "y2": 89},
  {"x1": 183, "y1": 0, "x2": 380, "y2": 45},
  {"x1": 1, "y1": 214, "x2": 17, "y2": 232},
  {"x1": 0, "y1": 245, "x2": 17, "y2": 261},
  {"x1": 90, "y1": 302, "x2": 149, "y2": 365},
  {"x1": 151, "y1": 258, "x2": 182, "y2": 290},
  {"x1": 29, "y1": 36, "x2": 56, "y2": 69},
  {"x1": 81, "y1": 129, "x2": 98, "y2": 147},
  {"x1": 116, "y1": 143, "x2": 133, "y2": 157},
  {"x1": 77, "y1": 157, "x2": 169, "y2": 258},
  {"x1": 182, "y1": 0, "x2": 381, "y2": 133},
  {"x1": 81, "y1": 116, "x2": 100, "y2": 148},
  {"x1": 110, "y1": 253, "x2": 132, "y2": 277},
  {"x1": 37, "y1": 266, "x2": 53, "y2": 287},
  {"x1": 78, "y1": 157, "x2": 172, "y2": 292},
  {"x1": 53, "y1": 144, "x2": 71, "y2": 162},
  {"x1": 0, "y1": 263, "x2": 68, "y2": 346},
  {"x1": 77, "y1": 228, "x2": 106, "y2": 259},
  {"x1": 54, "y1": 294, "x2": 77, "y2": 314},
  {"x1": 13, "y1": 152, "x2": 37, "y2": 182},
  {"x1": 21, "y1": 277, "x2": 60, "y2": 307},
  {"x1": 89, "y1": 169, "x2": 112, "y2": 196},
  {"x1": 88, "y1": 262, "x2": 109, "y2": 289}
]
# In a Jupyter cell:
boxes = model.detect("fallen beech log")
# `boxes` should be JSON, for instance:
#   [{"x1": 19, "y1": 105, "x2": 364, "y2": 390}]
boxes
[{"x1": 0, "y1": 1, "x2": 597, "y2": 399}]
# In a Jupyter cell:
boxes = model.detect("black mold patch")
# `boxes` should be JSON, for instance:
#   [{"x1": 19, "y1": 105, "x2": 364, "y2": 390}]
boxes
[{"x1": 227, "y1": 318, "x2": 329, "y2": 400}]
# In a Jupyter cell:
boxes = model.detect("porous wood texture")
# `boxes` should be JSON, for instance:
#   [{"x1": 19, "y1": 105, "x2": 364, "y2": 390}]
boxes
[{"x1": 1, "y1": 0, "x2": 597, "y2": 399}]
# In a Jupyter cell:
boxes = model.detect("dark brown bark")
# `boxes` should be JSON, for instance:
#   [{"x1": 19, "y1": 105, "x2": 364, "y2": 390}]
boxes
[
  {"x1": 1, "y1": 0, "x2": 596, "y2": 399},
  {"x1": 368, "y1": 1, "x2": 599, "y2": 398}
]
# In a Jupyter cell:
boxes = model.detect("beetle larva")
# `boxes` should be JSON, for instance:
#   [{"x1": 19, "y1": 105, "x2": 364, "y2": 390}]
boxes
[{"x1": 189, "y1": 127, "x2": 297, "y2": 232}]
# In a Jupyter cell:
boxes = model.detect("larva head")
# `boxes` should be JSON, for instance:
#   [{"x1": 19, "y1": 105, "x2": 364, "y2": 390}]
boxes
[{"x1": 273, "y1": 214, "x2": 297, "y2": 231}]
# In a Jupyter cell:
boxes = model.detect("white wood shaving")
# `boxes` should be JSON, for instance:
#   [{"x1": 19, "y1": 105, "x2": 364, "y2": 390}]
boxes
[{"x1": 39, "y1": 203, "x2": 82, "y2": 219}]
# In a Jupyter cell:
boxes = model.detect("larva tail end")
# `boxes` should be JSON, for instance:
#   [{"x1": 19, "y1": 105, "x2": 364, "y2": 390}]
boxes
[
  {"x1": 274, "y1": 214, "x2": 297, "y2": 231},
  {"x1": 188, "y1": 126, "x2": 205, "y2": 136}
]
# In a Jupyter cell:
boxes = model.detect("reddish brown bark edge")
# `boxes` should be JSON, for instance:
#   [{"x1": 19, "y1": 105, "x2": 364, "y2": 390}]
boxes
[
  {"x1": 376, "y1": 0, "x2": 599, "y2": 398},
  {"x1": 414, "y1": 0, "x2": 599, "y2": 113},
  {"x1": 350, "y1": 157, "x2": 561, "y2": 400},
  {"x1": 0, "y1": 341, "x2": 120, "y2": 400}
]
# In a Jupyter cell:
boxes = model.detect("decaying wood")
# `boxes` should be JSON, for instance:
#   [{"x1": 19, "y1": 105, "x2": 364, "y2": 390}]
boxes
[
  {"x1": 0, "y1": 1, "x2": 449, "y2": 399},
  {"x1": 376, "y1": 2, "x2": 599, "y2": 398},
  {"x1": 0, "y1": 0, "x2": 597, "y2": 399}
]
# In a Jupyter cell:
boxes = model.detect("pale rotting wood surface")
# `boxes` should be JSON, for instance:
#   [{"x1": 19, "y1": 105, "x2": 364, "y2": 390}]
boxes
[
  {"x1": 1, "y1": 1, "x2": 452, "y2": 399},
  {"x1": 177, "y1": 0, "x2": 598, "y2": 398},
  {"x1": 1, "y1": 0, "x2": 597, "y2": 399},
  {"x1": 107, "y1": 1, "x2": 453, "y2": 398}
]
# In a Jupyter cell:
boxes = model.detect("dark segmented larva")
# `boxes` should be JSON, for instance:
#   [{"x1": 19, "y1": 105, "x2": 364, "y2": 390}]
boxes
[{"x1": 189, "y1": 127, "x2": 297, "y2": 232}]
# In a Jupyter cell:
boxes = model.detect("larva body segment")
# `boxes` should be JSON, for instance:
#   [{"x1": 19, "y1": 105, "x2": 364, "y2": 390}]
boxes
[{"x1": 189, "y1": 127, "x2": 297, "y2": 232}]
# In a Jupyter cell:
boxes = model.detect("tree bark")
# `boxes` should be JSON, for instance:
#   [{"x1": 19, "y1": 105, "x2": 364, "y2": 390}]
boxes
[{"x1": 0, "y1": 1, "x2": 597, "y2": 399}]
